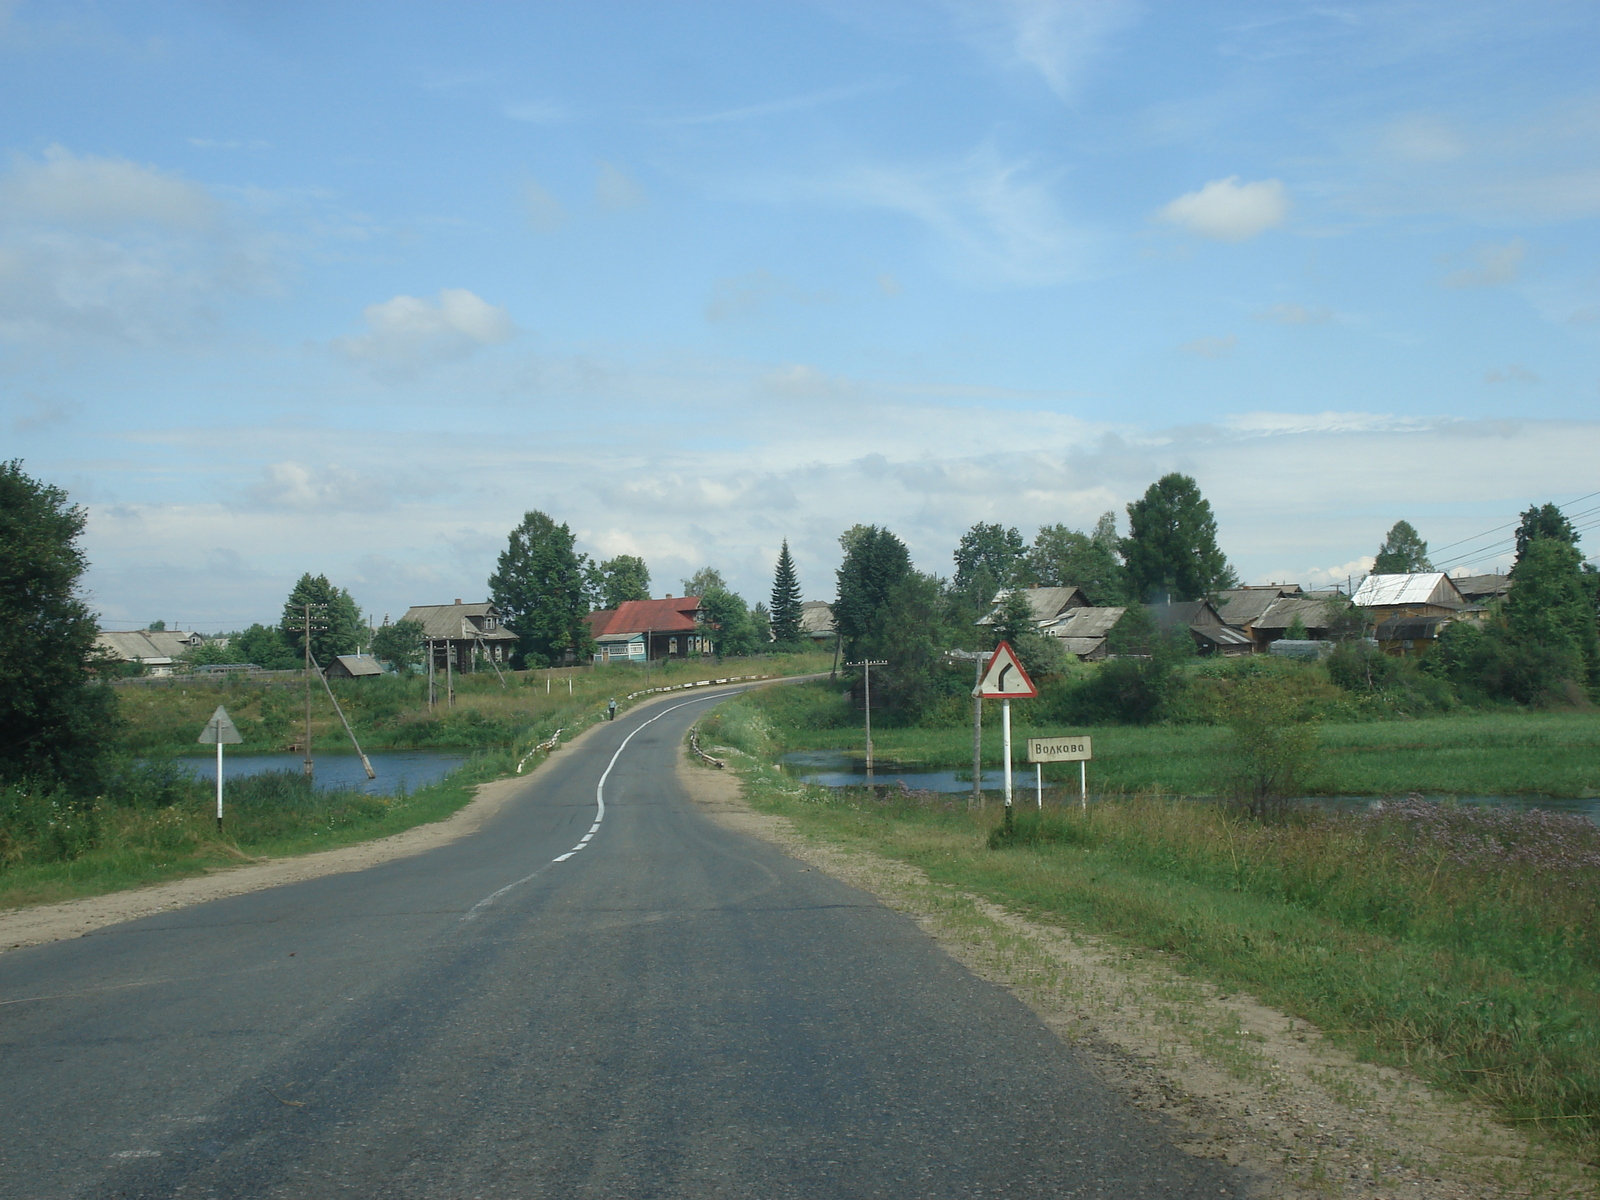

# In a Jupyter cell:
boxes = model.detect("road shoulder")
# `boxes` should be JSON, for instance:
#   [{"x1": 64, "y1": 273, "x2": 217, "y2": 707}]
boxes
[{"x1": 675, "y1": 746, "x2": 1593, "y2": 1200}]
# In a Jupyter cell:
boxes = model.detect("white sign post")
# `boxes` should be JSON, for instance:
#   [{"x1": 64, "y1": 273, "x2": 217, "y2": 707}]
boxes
[
  {"x1": 1027, "y1": 735, "x2": 1093, "y2": 810},
  {"x1": 197, "y1": 705, "x2": 244, "y2": 831},
  {"x1": 974, "y1": 642, "x2": 1038, "y2": 827}
]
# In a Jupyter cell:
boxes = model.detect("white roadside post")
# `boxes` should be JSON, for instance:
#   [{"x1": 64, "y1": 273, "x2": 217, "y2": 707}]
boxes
[
  {"x1": 1026, "y1": 735, "x2": 1093, "y2": 811},
  {"x1": 974, "y1": 642, "x2": 1037, "y2": 836},
  {"x1": 197, "y1": 705, "x2": 244, "y2": 832}
]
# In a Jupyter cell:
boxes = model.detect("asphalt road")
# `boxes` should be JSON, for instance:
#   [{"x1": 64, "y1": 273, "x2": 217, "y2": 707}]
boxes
[{"x1": 0, "y1": 688, "x2": 1245, "y2": 1199}]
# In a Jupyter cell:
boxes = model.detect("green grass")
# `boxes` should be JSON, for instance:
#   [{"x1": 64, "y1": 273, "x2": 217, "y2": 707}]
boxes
[
  {"x1": 0, "y1": 753, "x2": 512, "y2": 911},
  {"x1": 756, "y1": 679, "x2": 1600, "y2": 797},
  {"x1": 701, "y1": 683, "x2": 1600, "y2": 1162},
  {"x1": 0, "y1": 654, "x2": 834, "y2": 911},
  {"x1": 112, "y1": 652, "x2": 832, "y2": 759}
]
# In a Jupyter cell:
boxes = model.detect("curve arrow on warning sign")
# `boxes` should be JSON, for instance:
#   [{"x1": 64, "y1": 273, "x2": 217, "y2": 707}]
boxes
[{"x1": 973, "y1": 641, "x2": 1037, "y2": 699}]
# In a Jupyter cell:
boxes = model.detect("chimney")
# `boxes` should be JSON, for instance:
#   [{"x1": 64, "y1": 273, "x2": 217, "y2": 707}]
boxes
[{"x1": 454, "y1": 598, "x2": 462, "y2": 605}]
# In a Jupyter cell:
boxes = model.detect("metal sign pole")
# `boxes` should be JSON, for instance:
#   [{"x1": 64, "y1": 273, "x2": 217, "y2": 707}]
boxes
[
  {"x1": 1002, "y1": 699, "x2": 1012, "y2": 811},
  {"x1": 198, "y1": 706, "x2": 242, "y2": 831},
  {"x1": 1081, "y1": 760, "x2": 1087, "y2": 810},
  {"x1": 1036, "y1": 762, "x2": 1042, "y2": 809}
]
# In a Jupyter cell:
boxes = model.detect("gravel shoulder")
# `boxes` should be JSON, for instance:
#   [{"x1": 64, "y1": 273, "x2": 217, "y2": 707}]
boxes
[{"x1": 676, "y1": 748, "x2": 1595, "y2": 1200}]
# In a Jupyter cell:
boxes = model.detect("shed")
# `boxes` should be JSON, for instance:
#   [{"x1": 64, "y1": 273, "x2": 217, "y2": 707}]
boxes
[{"x1": 326, "y1": 654, "x2": 384, "y2": 680}]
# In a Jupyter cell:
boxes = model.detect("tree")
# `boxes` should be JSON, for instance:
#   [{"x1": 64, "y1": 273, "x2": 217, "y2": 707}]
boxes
[
  {"x1": 700, "y1": 587, "x2": 760, "y2": 658},
  {"x1": 147, "y1": 619, "x2": 166, "y2": 631},
  {"x1": 1506, "y1": 537, "x2": 1597, "y2": 690},
  {"x1": 280, "y1": 574, "x2": 362, "y2": 667},
  {"x1": 233, "y1": 623, "x2": 300, "y2": 670},
  {"x1": 769, "y1": 540, "x2": 804, "y2": 644},
  {"x1": 1373, "y1": 520, "x2": 1433, "y2": 574},
  {"x1": 1025, "y1": 521, "x2": 1128, "y2": 605},
  {"x1": 750, "y1": 601, "x2": 771, "y2": 645},
  {"x1": 593, "y1": 555, "x2": 650, "y2": 610},
  {"x1": 1122, "y1": 474, "x2": 1236, "y2": 602},
  {"x1": 0, "y1": 460, "x2": 119, "y2": 793},
  {"x1": 952, "y1": 523, "x2": 1026, "y2": 602},
  {"x1": 183, "y1": 640, "x2": 235, "y2": 667},
  {"x1": 1514, "y1": 503, "x2": 1578, "y2": 564},
  {"x1": 834, "y1": 525, "x2": 912, "y2": 660},
  {"x1": 487, "y1": 511, "x2": 593, "y2": 667},
  {"x1": 682, "y1": 566, "x2": 727, "y2": 597},
  {"x1": 371, "y1": 618, "x2": 425, "y2": 674}
]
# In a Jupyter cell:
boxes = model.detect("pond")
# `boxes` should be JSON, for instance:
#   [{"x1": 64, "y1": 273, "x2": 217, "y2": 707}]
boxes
[
  {"x1": 779, "y1": 750, "x2": 1600, "y2": 822},
  {"x1": 164, "y1": 749, "x2": 469, "y2": 796}
]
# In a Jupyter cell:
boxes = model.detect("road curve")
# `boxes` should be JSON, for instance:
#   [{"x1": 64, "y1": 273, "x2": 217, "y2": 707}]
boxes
[{"x1": 0, "y1": 687, "x2": 1245, "y2": 1198}]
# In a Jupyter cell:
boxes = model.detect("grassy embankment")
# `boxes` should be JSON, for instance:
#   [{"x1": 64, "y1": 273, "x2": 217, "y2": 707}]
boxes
[
  {"x1": 0, "y1": 652, "x2": 830, "y2": 911},
  {"x1": 762, "y1": 679, "x2": 1600, "y2": 797},
  {"x1": 699, "y1": 680, "x2": 1600, "y2": 1161}
]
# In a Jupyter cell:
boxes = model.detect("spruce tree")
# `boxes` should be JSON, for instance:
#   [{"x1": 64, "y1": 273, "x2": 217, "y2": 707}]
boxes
[
  {"x1": 769, "y1": 540, "x2": 803, "y2": 645},
  {"x1": 1373, "y1": 520, "x2": 1433, "y2": 574},
  {"x1": 1122, "y1": 474, "x2": 1236, "y2": 602}
]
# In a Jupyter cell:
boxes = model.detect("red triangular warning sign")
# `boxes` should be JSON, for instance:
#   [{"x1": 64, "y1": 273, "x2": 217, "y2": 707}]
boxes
[{"x1": 974, "y1": 641, "x2": 1037, "y2": 698}]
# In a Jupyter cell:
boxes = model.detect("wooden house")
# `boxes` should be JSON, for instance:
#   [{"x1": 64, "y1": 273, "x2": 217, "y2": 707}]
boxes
[
  {"x1": 584, "y1": 596, "x2": 708, "y2": 662},
  {"x1": 401, "y1": 600, "x2": 520, "y2": 673}
]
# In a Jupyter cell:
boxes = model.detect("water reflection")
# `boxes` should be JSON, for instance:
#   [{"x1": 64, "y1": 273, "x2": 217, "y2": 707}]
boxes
[
  {"x1": 779, "y1": 750, "x2": 1599, "y2": 822},
  {"x1": 165, "y1": 750, "x2": 467, "y2": 795}
]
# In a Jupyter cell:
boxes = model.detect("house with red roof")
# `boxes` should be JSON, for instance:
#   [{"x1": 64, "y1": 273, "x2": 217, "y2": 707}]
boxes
[{"x1": 583, "y1": 595, "x2": 708, "y2": 663}]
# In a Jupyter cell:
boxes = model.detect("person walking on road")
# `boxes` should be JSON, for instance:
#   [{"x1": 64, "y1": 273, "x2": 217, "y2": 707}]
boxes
[{"x1": 607, "y1": 698, "x2": 618, "y2": 721}]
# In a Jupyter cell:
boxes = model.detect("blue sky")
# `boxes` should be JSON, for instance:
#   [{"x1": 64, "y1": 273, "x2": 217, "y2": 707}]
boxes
[{"x1": 3, "y1": 1, "x2": 1597, "y2": 630}]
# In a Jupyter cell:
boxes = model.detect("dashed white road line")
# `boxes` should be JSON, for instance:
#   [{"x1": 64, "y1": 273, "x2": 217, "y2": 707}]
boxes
[{"x1": 461, "y1": 694, "x2": 726, "y2": 921}]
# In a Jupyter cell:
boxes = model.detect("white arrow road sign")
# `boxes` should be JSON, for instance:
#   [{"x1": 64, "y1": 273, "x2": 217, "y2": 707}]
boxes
[{"x1": 974, "y1": 641, "x2": 1038, "y2": 699}]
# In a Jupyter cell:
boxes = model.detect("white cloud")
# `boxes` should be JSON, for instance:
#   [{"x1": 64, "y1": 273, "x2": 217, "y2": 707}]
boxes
[
  {"x1": 1254, "y1": 301, "x2": 1332, "y2": 325},
  {"x1": 1344, "y1": 99, "x2": 1600, "y2": 224},
  {"x1": 803, "y1": 146, "x2": 1096, "y2": 285},
  {"x1": 241, "y1": 462, "x2": 414, "y2": 513},
  {"x1": 504, "y1": 100, "x2": 566, "y2": 125},
  {"x1": 1441, "y1": 238, "x2": 1526, "y2": 288},
  {"x1": 1158, "y1": 176, "x2": 1290, "y2": 242},
  {"x1": 0, "y1": 145, "x2": 275, "y2": 345},
  {"x1": 10, "y1": 392, "x2": 80, "y2": 432},
  {"x1": 76, "y1": 374, "x2": 1600, "y2": 630},
  {"x1": 947, "y1": 0, "x2": 1139, "y2": 101},
  {"x1": 596, "y1": 162, "x2": 646, "y2": 211},
  {"x1": 704, "y1": 270, "x2": 832, "y2": 322},
  {"x1": 331, "y1": 288, "x2": 515, "y2": 373},
  {"x1": 1485, "y1": 364, "x2": 1539, "y2": 384},
  {"x1": 1180, "y1": 334, "x2": 1236, "y2": 358},
  {"x1": 522, "y1": 181, "x2": 567, "y2": 233}
]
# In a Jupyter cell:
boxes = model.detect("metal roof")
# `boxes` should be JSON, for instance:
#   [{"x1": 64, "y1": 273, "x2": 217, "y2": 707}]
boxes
[
  {"x1": 585, "y1": 596, "x2": 704, "y2": 638},
  {"x1": 1349, "y1": 573, "x2": 1464, "y2": 608},
  {"x1": 979, "y1": 586, "x2": 1088, "y2": 626}
]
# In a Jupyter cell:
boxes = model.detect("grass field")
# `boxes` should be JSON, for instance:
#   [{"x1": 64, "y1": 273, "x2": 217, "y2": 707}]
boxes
[
  {"x1": 0, "y1": 654, "x2": 832, "y2": 910},
  {"x1": 113, "y1": 652, "x2": 832, "y2": 758},
  {"x1": 0, "y1": 752, "x2": 512, "y2": 911},
  {"x1": 753, "y1": 680, "x2": 1600, "y2": 797},
  {"x1": 699, "y1": 682, "x2": 1600, "y2": 1162}
]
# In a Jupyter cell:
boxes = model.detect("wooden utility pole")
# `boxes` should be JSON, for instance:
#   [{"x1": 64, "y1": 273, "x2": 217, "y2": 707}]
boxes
[{"x1": 302, "y1": 604, "x2": 316, "y2": 778}]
